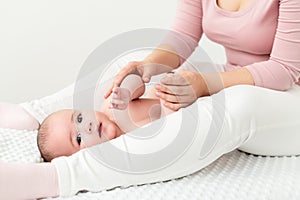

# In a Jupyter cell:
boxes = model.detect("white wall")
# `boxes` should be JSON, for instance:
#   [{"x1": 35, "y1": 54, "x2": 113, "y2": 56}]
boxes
[{"x1": 0, "y1": 0, "x2": 225, "y2": 103}]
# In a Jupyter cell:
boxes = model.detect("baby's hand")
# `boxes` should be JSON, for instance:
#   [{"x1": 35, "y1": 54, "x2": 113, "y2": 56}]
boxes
[{"x1": 110, "y1": 87, "x2": 131, "y2": 110}]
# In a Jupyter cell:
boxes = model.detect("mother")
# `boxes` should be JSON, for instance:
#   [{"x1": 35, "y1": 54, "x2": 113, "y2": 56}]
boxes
[
  {"x1": 1, "y1": 0, "x2": 300, "y2": 199},
  {"x1": 106, "y1": 0, "x2": 300, "y2": 109},
  {"x1": 105, "y1": 0, "x2": 300, "y2": 158}
]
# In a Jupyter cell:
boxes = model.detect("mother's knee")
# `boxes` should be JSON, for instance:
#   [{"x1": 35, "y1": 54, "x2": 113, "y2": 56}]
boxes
[{"x1": 222, "y1": 85, "x2": 259, "y2": 119}]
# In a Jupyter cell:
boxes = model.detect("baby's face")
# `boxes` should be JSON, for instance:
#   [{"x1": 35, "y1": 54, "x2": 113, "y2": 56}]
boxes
[{"x1": 45, "y1": 109, "x2": 122, "y2": 157}]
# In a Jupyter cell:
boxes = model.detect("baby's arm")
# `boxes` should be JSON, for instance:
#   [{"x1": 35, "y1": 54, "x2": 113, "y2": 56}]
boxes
[
  {"x1": 159, "y1": 98, "x2": 175, "y2": 117},
  {"x1": 0, "y1": 103, "x2": 40, "y2": 130}
]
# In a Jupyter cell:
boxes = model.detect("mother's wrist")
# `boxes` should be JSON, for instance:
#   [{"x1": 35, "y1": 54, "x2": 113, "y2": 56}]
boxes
[
  {"x1": 200, "y1": 72, "x2": 226, "y2": 96},
  {"x1": 195, "y1": 72, "x2": 209, "y2": 98}
]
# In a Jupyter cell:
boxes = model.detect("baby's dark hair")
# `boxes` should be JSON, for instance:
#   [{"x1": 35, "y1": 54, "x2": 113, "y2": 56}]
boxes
[{"x1": 37, "y1": 116, "x2": 56, "y2": 162}]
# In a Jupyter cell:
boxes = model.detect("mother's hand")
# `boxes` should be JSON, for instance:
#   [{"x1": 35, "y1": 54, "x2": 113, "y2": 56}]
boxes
[
  {"x1": 104, "y1": 61, "x2": 173, "y2": 99},
  {"x1": 155, "y1": 69, "x2": 207, "y2": 111}
]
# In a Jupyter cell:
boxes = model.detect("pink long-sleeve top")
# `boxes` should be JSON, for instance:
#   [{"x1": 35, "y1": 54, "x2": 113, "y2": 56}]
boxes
[{"x1": 171, "y1": 0, "x2": 300, "y2": 90}]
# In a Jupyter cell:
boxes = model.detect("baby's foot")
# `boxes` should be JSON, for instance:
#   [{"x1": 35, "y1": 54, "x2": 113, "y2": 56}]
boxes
[{"x1": 110, "y1": 87, "x2": 131, "y2": 110}]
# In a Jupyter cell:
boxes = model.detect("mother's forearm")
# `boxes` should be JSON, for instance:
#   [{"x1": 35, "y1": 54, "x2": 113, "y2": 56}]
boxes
[
  {"x1": 201, "y1": 68, "x2": 255, "y2": 96},
  {"x1": 143, "y1": 44, "x2": 181, "y2": 71}
]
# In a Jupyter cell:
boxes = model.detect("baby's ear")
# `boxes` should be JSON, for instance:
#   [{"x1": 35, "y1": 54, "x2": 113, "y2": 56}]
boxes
[{"x1": 37, "y1": 123, "x2": 41, "y2": 130}]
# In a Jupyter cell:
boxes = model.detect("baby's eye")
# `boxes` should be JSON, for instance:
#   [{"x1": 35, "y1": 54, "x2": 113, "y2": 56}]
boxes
[
  {"x1": 77, "y1": 113, "x2": 83, "y2": 123},
  {"x1": 76, "y1": 134, "x2": 82, "y2": 145}
]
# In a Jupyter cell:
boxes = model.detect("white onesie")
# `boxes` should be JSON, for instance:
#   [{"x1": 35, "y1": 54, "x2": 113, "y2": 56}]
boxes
[{"x1": 52, "y1": 84, "x2": 300, "y2": 196}]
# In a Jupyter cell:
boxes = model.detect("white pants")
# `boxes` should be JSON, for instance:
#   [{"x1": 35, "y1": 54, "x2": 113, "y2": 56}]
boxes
[
  {"x1": 49, "y1": 83, "x2": 300, "y2": 196},
  {"x1": 235, "y1": 84, "x2": 300, "y2": 156}
]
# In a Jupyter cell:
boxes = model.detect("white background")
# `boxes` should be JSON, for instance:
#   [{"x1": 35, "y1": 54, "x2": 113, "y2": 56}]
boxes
[{"x1": 0, "y1": 0, "x2": 225, "y2": 103}]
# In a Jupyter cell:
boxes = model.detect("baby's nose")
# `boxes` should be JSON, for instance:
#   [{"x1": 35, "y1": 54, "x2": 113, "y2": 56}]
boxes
[
  {"x1": 76, "y1": 120, "x2": 94, "y2": 134},
  {"x1": 79, "y1": 120, "x2": 101, "y2": 147},
  {"x1": 86, "y1": 122, "x2": 94, "y2": 133}
]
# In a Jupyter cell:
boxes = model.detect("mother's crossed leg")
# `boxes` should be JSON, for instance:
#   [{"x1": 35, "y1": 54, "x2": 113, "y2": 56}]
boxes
[{"x1": 235, "y1": 85, "x2": 300, "y2": 156}]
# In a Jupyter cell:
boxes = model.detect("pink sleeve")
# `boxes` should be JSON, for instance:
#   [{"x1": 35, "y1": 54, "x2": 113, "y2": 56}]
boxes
[
  {"x1": 0, "y1": 163, "x2": 59, "y2": 199},
  {"x1": 171, "y1": 0, "x2": 203, "y2": 42},
  {"x1": 246, "y1": 0, "x2": 300, "y2": 90},
  {"x1": 162, "y1": 0, "x2": 203, "y2": 64},
  {"x1": 0, "y1": 103, "x2": 40, "y2": 130}
]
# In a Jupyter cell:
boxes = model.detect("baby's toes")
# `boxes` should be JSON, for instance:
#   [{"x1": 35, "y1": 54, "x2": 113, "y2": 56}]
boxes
[
  {"x1": 112, "y1": 87, "x2": 131, "y2": 103},
  {"x1": 119, "y1": 88, "x2": 131, "y2": 101},
  {"x1": 110, "y1": 99, "x2": 127, "y2": 110},
  {"x1": 112, "y1": 87, "x2": 121, "y2": 99}
]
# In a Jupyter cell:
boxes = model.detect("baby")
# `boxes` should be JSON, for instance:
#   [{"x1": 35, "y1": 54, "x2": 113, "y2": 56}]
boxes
[{"x1": 37, "y1": 74, "x2": 174, "y2": 161}]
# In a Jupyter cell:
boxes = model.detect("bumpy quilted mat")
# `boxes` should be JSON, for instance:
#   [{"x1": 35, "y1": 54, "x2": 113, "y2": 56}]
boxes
[{"x1": 1, "y1": 128, "x2": 300, "y2": 200}]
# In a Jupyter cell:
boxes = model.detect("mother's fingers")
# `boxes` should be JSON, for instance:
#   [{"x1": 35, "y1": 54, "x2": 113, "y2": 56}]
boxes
[
  {"x1": 104, "y1": 63, "x2": 140, "y2": 99},
  {"x1": 156, "y1": 91, "x2": 180, "y2": 103},
  {"x1": 156, "y1": 90, "x2": 193, "y2": 104},
  {"x1": 162, "y1": 101, "x2": 189, "y2": 111},
  {"x1": 160, "y1": 73, "x2": 189, "y2": 86},
  {"x1": 104, "y1": 85, "x2": 114, "y2": 99},
  {"x1": 104, "y1": 75, "x2": 124, "y2": 99},
  {"x1": 155, "y1": 84, "x2": 192, "y2": 96}
]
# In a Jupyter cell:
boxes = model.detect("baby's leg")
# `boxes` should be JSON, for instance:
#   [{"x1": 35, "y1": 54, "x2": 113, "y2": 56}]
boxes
[
  {"x1": 109, "y1": 74, "x2": 146, "y2": 110},
  {"x1": 144, "y1": 86, "x2": 158, "y2": 99},
  {"x1": 143, "y1": 85, "x2": 174, "y2": 118},
  {"x1": 159, "y1": 98, "x2": 174, "y2": 118},
  {"x1": 0, "y1": 103, "x2": 39, "y2": 130},
  {"x1": 120, "y1": 74, "x2": 145, "y2": 100}
]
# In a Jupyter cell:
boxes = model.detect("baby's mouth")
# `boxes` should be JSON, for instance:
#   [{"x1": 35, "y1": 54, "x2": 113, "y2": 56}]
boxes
[{"x1": 98, "y1": 123, "x2": 102, "y2": 138}]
